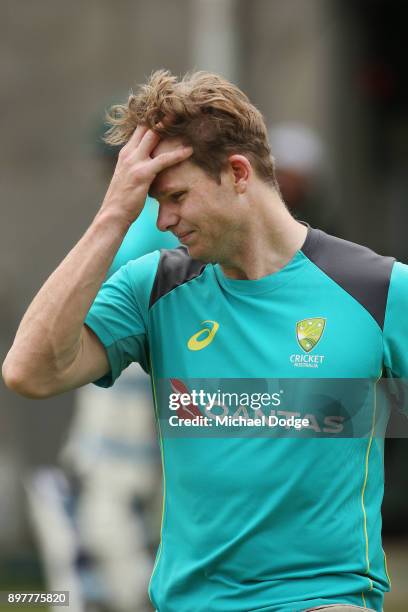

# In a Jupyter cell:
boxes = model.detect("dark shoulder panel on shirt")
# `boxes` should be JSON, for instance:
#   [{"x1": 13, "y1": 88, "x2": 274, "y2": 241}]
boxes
[
  {"x1": 149, "y1": 246, "x2": 206, "y2": 308},
  {"x1": 302, "y1": 227, "x2": 395, "y2": 329}
]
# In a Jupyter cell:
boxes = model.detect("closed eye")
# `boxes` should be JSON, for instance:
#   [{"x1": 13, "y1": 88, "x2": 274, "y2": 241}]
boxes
[{"x1": 170, "y1": 191, "x2": 186, "y2": 203}]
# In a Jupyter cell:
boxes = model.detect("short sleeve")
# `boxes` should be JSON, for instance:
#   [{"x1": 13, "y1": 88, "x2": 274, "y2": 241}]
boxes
[
  {"x1": 383, "y1": 262, "x2": 408, "y2": 376},
  {"x1": 383, "y1": 261, "x2": 408, "y2": 415},
  {"x1": 85, "y1": 250, "x2": 160, "y2": 387}
]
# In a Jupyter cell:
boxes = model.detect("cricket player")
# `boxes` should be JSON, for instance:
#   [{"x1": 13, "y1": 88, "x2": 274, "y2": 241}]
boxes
[{"x1": 4, "y1": 70, "x2": 405, "y2": 612}]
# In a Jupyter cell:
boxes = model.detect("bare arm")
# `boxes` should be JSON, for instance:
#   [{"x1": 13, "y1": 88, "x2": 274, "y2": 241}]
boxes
[{"x1": 2, "y1": 127, "x2": 192, "y2": 398}]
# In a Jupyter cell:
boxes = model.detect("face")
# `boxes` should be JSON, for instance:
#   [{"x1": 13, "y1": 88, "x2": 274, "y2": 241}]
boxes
[{"x1": 150, "y1": 139, "x2": 245, "y2": 263}]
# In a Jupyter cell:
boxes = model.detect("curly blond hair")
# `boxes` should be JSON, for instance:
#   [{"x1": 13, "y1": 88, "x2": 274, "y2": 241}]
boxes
[{"x1": 104, "y1": 70, "x2": 277, "y2": 185}]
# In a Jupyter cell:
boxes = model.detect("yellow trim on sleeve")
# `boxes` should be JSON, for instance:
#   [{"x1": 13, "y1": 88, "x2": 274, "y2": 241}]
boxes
[{"x1": 383, "y1": 549, "x2": 392, "y2": 587}]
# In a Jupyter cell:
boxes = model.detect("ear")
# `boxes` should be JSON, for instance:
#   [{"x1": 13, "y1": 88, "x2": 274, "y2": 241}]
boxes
[{"x1": 228, "y1": 155, "x2": 252, "y2": 193}]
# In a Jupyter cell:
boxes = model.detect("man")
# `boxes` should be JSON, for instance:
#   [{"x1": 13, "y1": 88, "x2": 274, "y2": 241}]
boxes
[{"x1": 3, "y1": 70, "x2": 406, "y2": 612}]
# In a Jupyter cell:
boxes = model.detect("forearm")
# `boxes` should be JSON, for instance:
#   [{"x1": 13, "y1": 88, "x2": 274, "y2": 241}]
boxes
[
  {"x1": 3, "y1": 127, "x2": 192, "y2": 398},
  {"x1": 2, "y1": 209, "x2": 130, "y2": 394}
]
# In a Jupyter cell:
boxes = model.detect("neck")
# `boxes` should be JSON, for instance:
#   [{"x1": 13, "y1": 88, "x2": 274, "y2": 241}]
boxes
[{"x1": 220, "y1": 186, "x2": 308, "y2": 280}]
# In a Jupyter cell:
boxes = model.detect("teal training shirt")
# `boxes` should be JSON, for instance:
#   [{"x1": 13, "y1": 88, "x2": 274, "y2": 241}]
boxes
[{"x1": 85, "y1": 226, "x2": 406, "y2": 612}]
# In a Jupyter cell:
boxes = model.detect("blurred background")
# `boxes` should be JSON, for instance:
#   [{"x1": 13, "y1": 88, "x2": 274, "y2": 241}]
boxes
[{"x1": 1, "y1": 0, "x2": 408, "y2": 610}]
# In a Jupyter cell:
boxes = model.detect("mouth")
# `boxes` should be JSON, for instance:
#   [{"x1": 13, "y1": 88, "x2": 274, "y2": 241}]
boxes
[{"x1": 177, "y1": 230, "x2": 196, "y2": 244}]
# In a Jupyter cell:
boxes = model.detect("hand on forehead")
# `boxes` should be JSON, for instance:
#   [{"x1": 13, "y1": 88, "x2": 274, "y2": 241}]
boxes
[{"x1": 147, "y1": 135, "x2": 191, "y2": 197}]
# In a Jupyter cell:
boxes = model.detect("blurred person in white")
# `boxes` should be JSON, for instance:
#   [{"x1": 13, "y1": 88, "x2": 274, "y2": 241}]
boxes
[
  {"x1": 269, "y1": 122, "x2": 341, "y2": 234},
  {"x1": 63, "y1": 132, "x2": 177, "y2": 612},
  {"x1": 60, "y1": 216, "x2": 176, "y2": 612},
  {"x1": 29, "y1": 132, "x2": 177, "y2": 612}
]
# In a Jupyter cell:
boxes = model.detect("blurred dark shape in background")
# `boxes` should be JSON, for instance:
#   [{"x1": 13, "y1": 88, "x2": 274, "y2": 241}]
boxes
[
  {"x1": 341, "y1": 0, "x2": 408, "y2": 541},
  {"x1": 269, "y1": 121, "x2": 341, "y2": 234}
]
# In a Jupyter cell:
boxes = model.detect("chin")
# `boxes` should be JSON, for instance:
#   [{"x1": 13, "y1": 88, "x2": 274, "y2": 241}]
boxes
[
  {"x1": 186, "y1": 244, "x2": 214, "y2": 263},
  {"x1": 188, "y1": 247, "x2": 218, "y2": 263}
]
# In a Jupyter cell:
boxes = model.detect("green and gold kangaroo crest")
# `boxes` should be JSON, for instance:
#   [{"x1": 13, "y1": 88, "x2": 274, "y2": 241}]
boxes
[{"x1": 296, "y1": 318, "x2": 326, "y2": 353}]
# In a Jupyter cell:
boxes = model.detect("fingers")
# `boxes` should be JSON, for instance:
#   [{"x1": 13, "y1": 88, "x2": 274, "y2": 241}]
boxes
[
  {"x1": 127, "y1": 124, "x2": 148, "y2": 148},
  {"x1": 138, "y1": 129, "x2": 161, "y2": 156},
  {"x1": 150, "y1": 146, "x2": 193, "y2": 174},
  {"x1": 125, "y1": 126, "x2": 161, "y2": 159},
  {"x1": 120, "y1": 124, "x2": 193, "y2": 184}
]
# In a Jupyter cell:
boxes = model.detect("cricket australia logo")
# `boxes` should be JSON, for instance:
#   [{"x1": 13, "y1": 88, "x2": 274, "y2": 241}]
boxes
[
  {"x1": 296, "y1": 318, "x2": 326, "y2": 352},
  {"x1": 290, "y1": 317, "x2": 326, "y2": 368}
]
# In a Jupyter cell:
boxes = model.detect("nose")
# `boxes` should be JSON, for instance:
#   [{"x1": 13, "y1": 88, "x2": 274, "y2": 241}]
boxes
[{"x1": 156, "y1": 202, "x2": 180, "y2": 233}]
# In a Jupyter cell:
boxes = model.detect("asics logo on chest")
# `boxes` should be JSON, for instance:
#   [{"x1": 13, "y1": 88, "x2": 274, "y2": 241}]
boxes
[{"x1": 187, "y1": 320, "x2": 219, "y2": 351}]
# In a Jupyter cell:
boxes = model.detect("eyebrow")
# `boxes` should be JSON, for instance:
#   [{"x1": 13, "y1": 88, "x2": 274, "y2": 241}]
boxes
[{"x1": 151, "y1": 186, "x2": 186, "y2": 198}]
